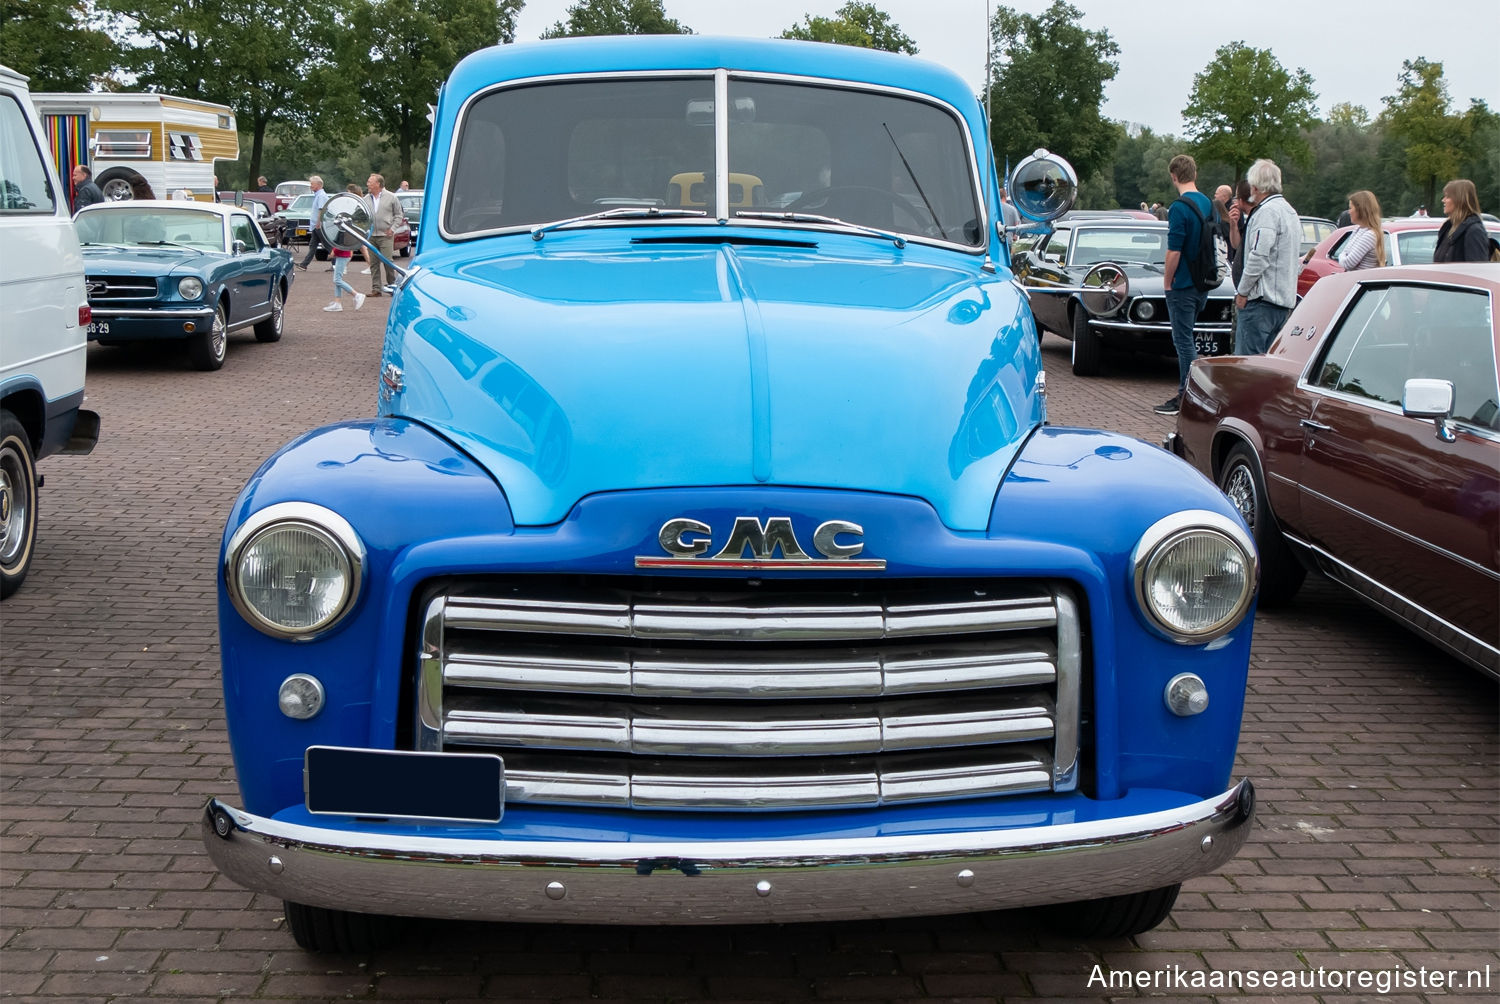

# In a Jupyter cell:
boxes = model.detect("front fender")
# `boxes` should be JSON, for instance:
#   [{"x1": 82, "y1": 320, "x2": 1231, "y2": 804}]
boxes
[
  {"x1": 991, "y1": 427, "x2": 1256, "y2": 800},
  {"x1": 218, "y1": 419, "x2": 512, "y2": 813}
]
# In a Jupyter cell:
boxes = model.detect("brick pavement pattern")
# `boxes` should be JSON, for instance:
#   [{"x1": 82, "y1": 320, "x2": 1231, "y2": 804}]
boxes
[{"x1": 2, "y1": 275, "x2": 1496, "y2": 1001}]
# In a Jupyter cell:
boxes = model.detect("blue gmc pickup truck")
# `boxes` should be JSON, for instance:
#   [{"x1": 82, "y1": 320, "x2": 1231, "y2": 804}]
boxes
[{"x1": 203, "y1": 36, "x2": 1259, "y2": 951}]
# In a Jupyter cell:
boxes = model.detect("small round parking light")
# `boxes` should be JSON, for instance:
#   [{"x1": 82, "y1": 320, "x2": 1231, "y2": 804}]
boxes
[
  {"x1": 1164, "y1": 673, "x2": 1209, "y2": 716},
  {"x1": 278, "y1": 674, "x2": 325, "y2": 720}
]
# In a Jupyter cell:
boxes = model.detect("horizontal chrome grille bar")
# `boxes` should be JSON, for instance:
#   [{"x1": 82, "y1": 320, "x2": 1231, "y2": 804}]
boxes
[
  {"x1": 442, "y1": 640, "x2": 1057, "y2": 699},
  {"x1": 441, "y1": 590, "x2": 1058, "y2": 643},
  {"x1": 498, "y1": 749, "x2": 1053, "y2": 809},
  {"x1": 441, "y1": 696, "x2": 1054, "y2": 757}
]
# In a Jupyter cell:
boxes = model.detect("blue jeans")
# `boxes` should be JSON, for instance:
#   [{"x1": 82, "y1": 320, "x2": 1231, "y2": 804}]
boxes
[
  {"x1": 1235, "y1": 299, "x2": 1290, "y2": 355},
  {"x1": 332, "y1": 256, "x2": 357, "y2": 299},
  {"x1": 1165, "y1": 286, "x2": 1210, "y2": 393}
]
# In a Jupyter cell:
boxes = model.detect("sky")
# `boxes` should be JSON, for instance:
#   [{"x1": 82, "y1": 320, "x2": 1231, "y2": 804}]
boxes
[{"x1": 511, "y1": 0, "x2": 1500, "y2": 136}]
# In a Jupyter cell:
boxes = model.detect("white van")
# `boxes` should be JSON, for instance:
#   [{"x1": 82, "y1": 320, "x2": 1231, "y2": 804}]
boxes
[{"x1": 0, "y1": 64, "x2": 99, "y2": 598}]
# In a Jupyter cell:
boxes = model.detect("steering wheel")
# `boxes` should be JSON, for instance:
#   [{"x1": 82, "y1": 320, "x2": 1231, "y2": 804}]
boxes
[{"x1": 786, "y1": 186, "x2": 938, "y2": 237}]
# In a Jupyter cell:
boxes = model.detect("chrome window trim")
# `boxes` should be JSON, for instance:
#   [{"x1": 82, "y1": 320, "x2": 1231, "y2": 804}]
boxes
[
  {"x1": 439, "y1": 67, "x2": 988, "y2": 252},
  {"x1": 223, "y1": 501, "x2": 366, "y2": 641}
]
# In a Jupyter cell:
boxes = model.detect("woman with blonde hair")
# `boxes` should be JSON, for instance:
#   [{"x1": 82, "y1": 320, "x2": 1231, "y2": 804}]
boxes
[
  {"x1": 1433, "y1": 179, "x2": 1490, "y2": 262},
  {"x1": 1336, "y1": 190, "x2": 1386, "y2": 271}
]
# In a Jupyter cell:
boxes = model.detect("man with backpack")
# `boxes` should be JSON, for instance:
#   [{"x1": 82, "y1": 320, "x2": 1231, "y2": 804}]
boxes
[
  {"x1": 1154, "y1": 154, "x2": 1221, "y2": 416},
  {"x1": 1234, "y1": 159, "x2": 1301, "y2": 356}
]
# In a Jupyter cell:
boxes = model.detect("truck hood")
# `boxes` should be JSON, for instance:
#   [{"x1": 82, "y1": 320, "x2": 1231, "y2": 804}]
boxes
[{"x1": 384, "y1": 236, "x2": 1041, "y2": 531}]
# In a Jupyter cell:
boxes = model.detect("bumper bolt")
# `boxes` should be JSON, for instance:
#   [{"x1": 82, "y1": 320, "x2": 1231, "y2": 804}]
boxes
[
  {"x1": 1201, "y1": 835, "x2": 1214, "y2": 853},
  {"x1": 545, "y1": 881, "x2": 566, "y2": 901},
  {"x1": 755, "y1": 880, "x2": 772, "y2": 898},
  {"x1": 268, "y1": 855, "x2": 284, "y2": 874},
  {"x1": 956, "y1": 869, "x2": 976, "y2": 888}
]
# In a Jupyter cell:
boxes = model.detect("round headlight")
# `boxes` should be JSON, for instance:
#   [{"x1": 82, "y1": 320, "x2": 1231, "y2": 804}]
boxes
[
  {"x1": 1133, "y1": 510, "x2": 1257, "y2": 643},
  {"x1": 1133, "y1": 299, "x2": 1156, "y2": 321},
  {"x1": 178, "y1": 276, "x2": 204, "y2": 299},
  {"x1": 225, "y1": 503, "x2": 364, "y2": 639}
]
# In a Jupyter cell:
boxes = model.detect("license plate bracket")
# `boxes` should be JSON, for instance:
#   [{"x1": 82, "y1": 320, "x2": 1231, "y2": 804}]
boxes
[{"x1": 304, "y1": 746, "x2": 504, "y2": 823}]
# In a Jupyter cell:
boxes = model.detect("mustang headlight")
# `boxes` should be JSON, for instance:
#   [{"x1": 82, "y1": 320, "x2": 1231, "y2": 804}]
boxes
[
  {"x1": 225, "y1": 502, "x2": 364, "y2": 639},
  {"x1": 178, "y1": 276, "x2": 204, "y2": 300},
  {"x1": 1132, "y1": 510, "x2": 1257, "y2": 643},
  {"x1": 1132, "y1": 299, "x2": 1156, "y2": 322}
]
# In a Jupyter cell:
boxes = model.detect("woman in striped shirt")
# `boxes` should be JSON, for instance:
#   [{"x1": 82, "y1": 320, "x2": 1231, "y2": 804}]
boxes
[{"x1": 1337, "y1": 190, "x2": 1386, "y2": 271}]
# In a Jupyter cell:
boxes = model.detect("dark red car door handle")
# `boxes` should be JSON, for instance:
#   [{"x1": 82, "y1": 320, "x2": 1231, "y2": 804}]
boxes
[{"x1": 1299, "y1": 418, "x2": 1332, "y2": 431}]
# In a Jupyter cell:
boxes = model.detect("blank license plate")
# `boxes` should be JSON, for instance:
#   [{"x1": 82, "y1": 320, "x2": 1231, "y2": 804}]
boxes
[
  {"x1": 87, "y1": 321, "x2": 109, "y2": 336},
  {"x1": 304, "y1": 746, "x2": 504, "y2": 822}
]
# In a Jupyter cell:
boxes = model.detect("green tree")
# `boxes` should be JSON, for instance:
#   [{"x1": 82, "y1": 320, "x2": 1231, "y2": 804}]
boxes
[
  {"x1": 1379, "y1": 58, "x2": 1472, "y2": 211},
  {"x1": 985, "y1": 1, "x2": 1120, "y2": 187},
  {"x1": 1182, "y1": 42, "x2": 1318, "y2": 178},
  {"x1": 97, "y1": 0, "x2": 352, "y2": 186},
  {"x1": 0, "y1": 0, "x2": 119, "y2": 90},
  {"x1": 351, "y1": 0, "x2": 522, "y2": 185},
  {"x1": 781, "y1": 2, "x2": 917, "y2": 54},
  {"x1": 540, "y1": 0, "x2": 692, "y2": 37},
  {"x1": 1110, "y1": 125, "x2": 1181, "y2": 211}
]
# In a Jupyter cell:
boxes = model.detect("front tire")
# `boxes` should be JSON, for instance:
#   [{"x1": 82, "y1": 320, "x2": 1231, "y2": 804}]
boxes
[
  {"x1": 1070, "y1": 305, "x2": 1104, "y2": 377},
  {"x1": 188, "y1": 304, "x2": 228, "y2": 371},
  {"x1": 0, "y1": 411, "x2": 39, "y2": 599},
  {"x1": 1037, "y1": 884, "x2": 1180, "y2": 938},
  {"x1": 254, "y1": 285, "x2": 284, "y2": 342},
  {"x1": 1218, "y1": 442, "x2": 1306, "y2": 605},
  {"x1": 283, "y1": 901, "x2": 402, "y2": 953}
]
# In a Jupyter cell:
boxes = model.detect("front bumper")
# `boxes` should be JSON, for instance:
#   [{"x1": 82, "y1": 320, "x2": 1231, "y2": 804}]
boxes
[
  {"x1": 86, "y1": 307, "x2": 215, "y2": 342},
  {"x1": 203, "y1": 780, "x2": 1254, "y2": 924}
]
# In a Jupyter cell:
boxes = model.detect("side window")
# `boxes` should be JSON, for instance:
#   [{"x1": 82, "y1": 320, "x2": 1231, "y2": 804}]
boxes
[
  {"x1": 1038, "y1": 228, "x2": 1069, "y2": 264},
  {"x1": 0, "y1": 95, "x2": 58, "y2": 214},
  {"x1": 230, "y1": 214, "x2": 260, "y2": 249},
  {"x1": 1311, "y1": 285, "x2": 1418, "y2": 406},
  {"x1": 1408, "y1": 287, "x2": 1499, "y2": 430}
]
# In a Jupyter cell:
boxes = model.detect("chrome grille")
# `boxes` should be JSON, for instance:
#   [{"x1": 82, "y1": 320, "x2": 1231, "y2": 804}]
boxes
[
  {"x1": 415, "y1": 578, "x2": 1083, "y2": 811},
  {"x1": 87, "y1": 275, "x2": 158, "y2": 300}
]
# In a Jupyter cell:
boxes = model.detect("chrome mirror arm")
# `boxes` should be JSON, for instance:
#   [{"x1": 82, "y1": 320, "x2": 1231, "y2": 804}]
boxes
[{"x1": 327, "y1": 215, "x2": 412, "y2": 287}]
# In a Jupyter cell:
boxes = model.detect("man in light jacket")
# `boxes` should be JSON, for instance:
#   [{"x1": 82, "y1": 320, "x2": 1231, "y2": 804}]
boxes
[
  {"x1": 1234, "y1": 159, "x2": 1300, "y2": 354},
  {"x1": 364, "y1": 173, "x2": 405, "y2": 297}
]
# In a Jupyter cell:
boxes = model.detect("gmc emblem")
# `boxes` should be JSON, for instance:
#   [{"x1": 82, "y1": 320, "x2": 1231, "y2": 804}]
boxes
[{"x1": 635, "y1": 516, "x2": 886, "y2": 570}]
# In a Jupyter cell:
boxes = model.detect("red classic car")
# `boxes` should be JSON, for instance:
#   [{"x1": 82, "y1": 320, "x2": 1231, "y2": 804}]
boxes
[
  {"x1": 1296, "y1": 217, "x2": 1500, "y2": 298},
  {"x1": 1166, "y1": 263, "x2": 1499, "y2": 677}
]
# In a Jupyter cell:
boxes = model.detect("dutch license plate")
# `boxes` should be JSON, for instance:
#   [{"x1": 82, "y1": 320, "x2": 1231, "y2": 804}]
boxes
[
  {"x1": 304, "y1": 746, "x2": 504, "y2": 822},
  {"x1": 1194, "y1": 332, "x2": 1221, "y2": 356},
  {"x1": 87, "y1": 321, "x2": 109, "y2": 337},
  {"x1": 296, "y1": 227, "x2": 308, "y2": 237}
]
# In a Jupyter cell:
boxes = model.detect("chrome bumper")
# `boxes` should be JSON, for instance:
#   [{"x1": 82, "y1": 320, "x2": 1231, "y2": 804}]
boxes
[{"x1": 203, "y1": 780, "x2": 1254, "y2": 925}]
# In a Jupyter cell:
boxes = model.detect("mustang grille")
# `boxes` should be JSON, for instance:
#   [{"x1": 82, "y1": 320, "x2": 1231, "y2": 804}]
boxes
[
  {"x1": 414, "y1": 578, "x2": 1083, "y2": 811},
  {"x1": 87, "y1": 275, "x2": 159, "y2": 300}
]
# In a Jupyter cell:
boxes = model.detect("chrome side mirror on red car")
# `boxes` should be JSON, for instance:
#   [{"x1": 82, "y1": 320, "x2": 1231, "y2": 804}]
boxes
[{"x1": 1402, "y1": 378, "x2": 1457, "y2": 443}]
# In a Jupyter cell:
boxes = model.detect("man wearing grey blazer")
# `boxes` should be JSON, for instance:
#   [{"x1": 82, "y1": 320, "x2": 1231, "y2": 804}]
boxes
[{"x1": 364, "y1": 173, "x2": 405, "y2": 296}]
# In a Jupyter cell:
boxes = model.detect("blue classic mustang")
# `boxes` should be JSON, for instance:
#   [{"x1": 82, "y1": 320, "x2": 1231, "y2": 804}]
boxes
[
  {"x1": 203, "y1": 36, "x2": 1260, "y2": 951},
  {"x1": 74, "y1": 201, "x2": 295, "y2": 371}
]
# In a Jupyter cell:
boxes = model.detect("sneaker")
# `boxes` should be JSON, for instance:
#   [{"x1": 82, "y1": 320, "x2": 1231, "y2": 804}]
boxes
[
  {"x1": 353, "y1": 293, "x2": 366, "y2": 311},
  {"x1": 360, "y1": 267, "x2": 371, "y2": 274},
  {"x1": 1152, "y1": 394, "x2": 1181, "y2": 416},
  {"x1": 296, "y1": 262, "x2": 309, "y2": 271},
  {"x1": 322, "y1": 301, "x2": 343, "y2": 312}
]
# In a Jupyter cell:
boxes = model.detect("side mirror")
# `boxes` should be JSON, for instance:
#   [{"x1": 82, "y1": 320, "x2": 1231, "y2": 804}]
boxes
[
  {"x1": 1008, "y1": 149, "x2": 1078, "y2": 224},
  {"x1": 319, "y1": 192, "x2": 410, "y2": 285},
  {"x1": 1080, "y1": 262, "x2": 1129, "y2": 315},
  {"x1": 232, "y1": 239, "x2": 247, "y2": 255},
  {"x1": 234, "y1": 191, "x2": 245, "y2": 207},
  {"x1": 1402, "y1": 378, "x2": 1456, "y2": 443}
]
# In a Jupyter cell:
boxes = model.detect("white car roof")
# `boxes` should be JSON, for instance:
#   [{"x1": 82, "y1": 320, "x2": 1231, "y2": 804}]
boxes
[{"x1": 76, "y1": 200, "x2": 248, "y2": 218}]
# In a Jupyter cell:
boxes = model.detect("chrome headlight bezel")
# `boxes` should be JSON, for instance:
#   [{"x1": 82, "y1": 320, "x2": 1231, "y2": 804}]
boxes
[
  {"x1": 1132, "y1": 509, "x2": 1258, "y2": 645},
  {"x1": 224, "y1": 502, "x2": 365, "y2": 641},
  {"x1": 178, "y1": 276, "x2": 204, "y2": 300}
]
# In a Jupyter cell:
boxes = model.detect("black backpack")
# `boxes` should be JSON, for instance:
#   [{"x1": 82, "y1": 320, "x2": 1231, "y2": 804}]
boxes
[{"x1": 1176, "y1": 196, "x2": 1229, "y2": 291}]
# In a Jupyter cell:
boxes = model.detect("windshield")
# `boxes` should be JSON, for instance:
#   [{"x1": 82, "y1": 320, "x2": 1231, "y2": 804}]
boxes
[
  {"x1": 1070, "y1": 227, "x2": 1166, "y2": 266},
  {"x1": 398, "y1": 194, "x2": 423, "y2": 215},
  {"x1": 76, "y1": 208, "x2": 224, "y2": 250},
  {"x1": 278, "y1": 182, "x2": 311, "y2": 197},
  {"x1": 288, "y1": 194, "x2": 314, "y2": 211},
  {"x1": 445, "y1": 74, "x2": 982, "y2": 246}
]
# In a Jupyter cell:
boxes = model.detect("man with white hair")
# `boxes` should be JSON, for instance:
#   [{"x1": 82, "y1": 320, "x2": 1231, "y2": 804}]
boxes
[{"x1": 1234, "y1": 159, "x2": 1300, "y2": 354}]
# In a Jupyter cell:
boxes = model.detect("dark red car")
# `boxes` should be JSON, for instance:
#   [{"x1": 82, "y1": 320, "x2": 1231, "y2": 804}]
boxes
[
  {"x1": 1296, "y1": 217, "x2": 1500, "y2": 297},
  {"x1": 1166, "y1": 263, "x2": 1499, "y2": 677}
]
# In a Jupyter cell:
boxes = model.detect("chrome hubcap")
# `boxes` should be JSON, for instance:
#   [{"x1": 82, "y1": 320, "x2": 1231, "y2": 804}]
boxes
[
  {"x1": 0, "y1": 447, "x2": 27, "y2": 565},
  {"x1": 1222, "y1": 463, "x2": 1256, "y2": 531},
  {"x1": 213, "y1": 311, "x2": 227, "y2": 359}
]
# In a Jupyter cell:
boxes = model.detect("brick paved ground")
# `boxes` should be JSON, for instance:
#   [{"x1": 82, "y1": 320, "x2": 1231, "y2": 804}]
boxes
[{"x1": 2, "y1": 272, "x2": 1496, "y2": 1002}]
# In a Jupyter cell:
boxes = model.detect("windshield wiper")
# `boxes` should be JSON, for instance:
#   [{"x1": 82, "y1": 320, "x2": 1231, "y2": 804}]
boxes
[
  {"x1": 531, "y1": 206, "x2": 706, "y2": 241},
  {"x1": 135, "y1": 240, "x2": 197, "y2": 250},
  {"x1": 80, "y1": 242, "x2": 131, "y2": 249},
  {"x1": 734, "y1": 210, "x2": 906, "y2": 248}
]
